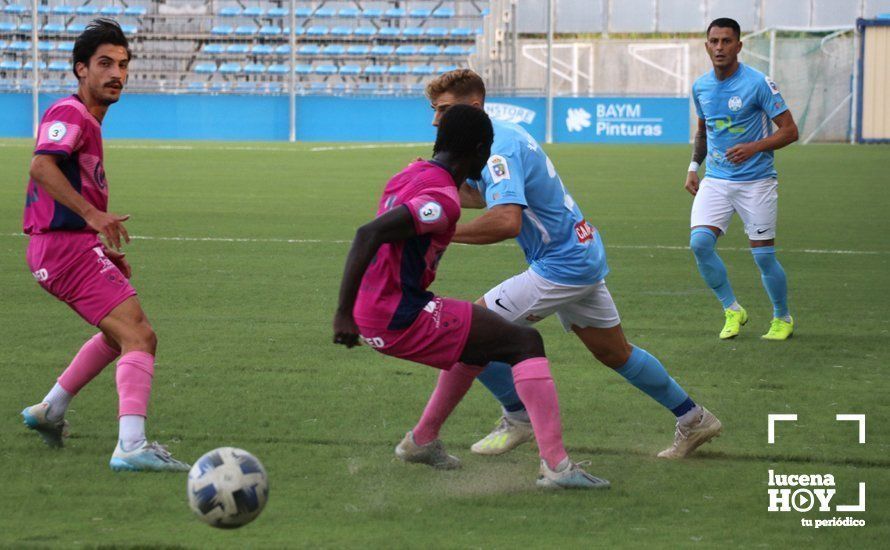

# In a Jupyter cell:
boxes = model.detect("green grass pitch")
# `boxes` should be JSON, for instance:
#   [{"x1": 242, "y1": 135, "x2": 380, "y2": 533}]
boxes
[{"x1": 0, "y1": 139, "x2": 888, "y2": 548}]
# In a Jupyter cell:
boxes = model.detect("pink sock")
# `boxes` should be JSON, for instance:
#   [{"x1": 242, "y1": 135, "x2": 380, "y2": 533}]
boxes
[
  {"x1": 412, "y1": 363, "x2": 482, "y2": 446},
  {"x1": 115, "y1": 351, "x2": 154, "y2": 417},
  {"x1": 513, "y1": 357, "x2": 569, "y2": 469},
  {"x1": 57, "y1": 333, "x2": 120, "y2": 395}
]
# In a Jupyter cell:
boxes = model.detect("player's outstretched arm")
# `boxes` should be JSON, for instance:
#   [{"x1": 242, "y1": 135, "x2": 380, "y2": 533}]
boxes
[
  {"x1": 725, "y1": 111, "x2": 798, "y2": 164},
  {"x1": 684, "y1": 118, "x2": 707, "y2": 196},
  {"x1": 30, "y1": 154, "x2": 131, "y2": 249},
  {"x1": 333, "y1": 206, "x2": 417, "y2": 347},
  {"x1": 458, "y1": 183, "x2": 486, "y2": 209},
  {"x1": 453, "y1": 204, "x2": 522, "y2": 245}
]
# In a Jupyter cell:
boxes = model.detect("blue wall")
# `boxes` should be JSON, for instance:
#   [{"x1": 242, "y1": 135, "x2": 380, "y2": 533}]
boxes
[{"x1": 0, "y1": 93, "x2": 688, "y2": 143}]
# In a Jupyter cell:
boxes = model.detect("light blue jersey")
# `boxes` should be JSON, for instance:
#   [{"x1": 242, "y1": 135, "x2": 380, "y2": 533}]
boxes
[
  {"x1": 468, "y1": 120, "x2": 608, "y2": 286},
  {"x1": 692, "y1": 63, "x2": 788, "y2": 181}
]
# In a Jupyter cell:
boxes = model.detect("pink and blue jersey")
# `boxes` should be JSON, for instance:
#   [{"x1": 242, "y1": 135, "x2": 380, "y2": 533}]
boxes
[
  {"x1": 24, "y1": 94, "x2": 108, "y2": 235},
  {"x1": 353, "y1": 160, "x2": 462, "y2": 331}
]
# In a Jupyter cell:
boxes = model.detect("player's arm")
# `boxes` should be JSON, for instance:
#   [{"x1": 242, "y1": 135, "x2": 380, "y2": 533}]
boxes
[
  {"x1": 452, "y1": 204, "x2": 522, "y2": 244},
  {"x1": 29, "y1": 154, "x2": 130, "y2": 249},
  {"x1": 333, "y1": 206, "x2": 417, "y2": 348},
  {"x1": 458, "y1": 183, "x2": 485, "y2": 209},
  {"x1": 684, "y1": 118, "x2": 707, "y2": 196},
  {"x1": 725, "y1": 111, "x2": 798, "y2": 164}
]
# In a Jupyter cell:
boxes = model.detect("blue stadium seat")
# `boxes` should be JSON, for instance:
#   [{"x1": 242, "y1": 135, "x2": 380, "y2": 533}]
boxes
[
  {"x1": 306, "y1": 26, "x2": 328, "y2": 37},
  {"x1": 100, "y1": 6, "x2": 123, "y2": 16},
  {"x1": 425, "y1": 27, "x2": 449, "y2": 38},
  {"x1": 209, "y1": 81, "x2": 229, "y2": 92},
  {"x1": 0, "y1": 40, "x2": 6, "y2": 51},
  {"x1": 9, "y1": 41, "x2": 29, "y2": 52},
  {"x1": 188, "y1": 81, "x2": 206, "y2": 92},
  {"x1": 370, "y1": 45, "x2": 395, "y2": 55},
  {"x1": 259, "y1": 25, "x2": 281, "y2": 36},
  {"x1": 385, "y1": 8, "x2": 406, "y2": 18},
  {"x1": 125, "y1": 6, "x2": 148, "y2": 17},
  {"x1": 120, "y1": 25, "x2": 138, "y2": 35},
  {"x1": 66, "y1": 23, "x2": 86, "y2": 33},
  {"x1": 252, "y1": 44, "x2": 274, "y2": 55},
  {"x1": 411, "y1": 65, "x2": 435, "y2": 75},
  {"x1": 266, "y1": 81, "x2": 283, "y2": 93},
  {"x1": 226, "y1": 44, "x2": 249, "y2": 54},
  {"x1": 409, "y1": 8, "x2": 432, "y2": 19},
  {"x1": 268, "y1": 63, "x2": 289, "y2": 75},
  {"x1": 24, "y1": 61, "x2": 47, "y2": 71},
  {"x1": 194, "y1": 62, "x2": 217, "y2": 74},
  {"x1": 437, "y1": 64, "x2": 459, "y2": 73},
  {"x1": 234, "y1": 82, "x2": 257, "y2": 93},
  {"x1": 338, "y1": 8, "x2": 360, "y2": 18},
  {"x1": 37, "y1": 5, "x2": 50, "y2": 14},
  {"x1": 388, "y1": 65, "x2": 410, "y2": 75},
  {"x1": 203, "y1": 44, "x2": 226, "y2": 54},
  {"x1": 322, "y1": 44, "x2": 345, "y2": 56},
  {"x1": 295, "y1": 7, "x2": 312, "y2": 18},
  {"x1": 298, "y1": 44, "x2": 320, "y2": 56},
  {"x1": 19, "y1": 23, "x2": 33, "y2": 32},
  {"x1": 378, "y1": 27, "x2": 400, "y2": 38},
  {"x1": 314, "y1": 7, "x2": 335, "y2": 18},
  {"x1": 267, "y1": 7, "x2": 287, "y2": 18},
  {"x1": 443, "y1": 45, "x2": 467, "y2": 56},
  {"x1": 331, "y1": 82, "x2": 348, "y2": 93},
  {"x1": 275, "y1": 45, "x2": 291, "y2": 55},
  {"x1": 331, "y1": 26, "x2": 352, "y2": 37},
  {"x1": 0, "y1": 22, "x2": 16, "y2": 32},
  {"x1": 358, "y1": 82, "x2": 379, "y2": 92},
  {"x1": 339, "y1": 64, "x2": 361, "y2": 76},
  {"x1": 56, "y1": 41, "x2": 73, "y2": 52},
  {"x1": 408, "y1": 83, "x2": 427, "y2": 93},
  {"x1": 402, "y1": 27, "x2": 424, "y2": 38},
  {"x1": 3, "y1": 5, "x2": 26, "y2": 15},
  {"x1": 354, "y1": 26, "x2": 377, "y2": 37},
  {"x1": 48, "y1": 61, "x2": 68, "y2": 72},
  {"x1": 219, "y1": 62, "x2": 242, "y2": 74},
  {"x1": 243, "y1": 7, "x2": 264, "y2": 17},
  {"x1": 433, "y1": 7, "x2": 456, "y2": 19},
  {"x1": 481, "y1": 8, "x2": 492, "y2": 16},
  {"x1": 419, "y1": 45, "x2": 441, "y2": 55},
  {"x1": 52, "y1": 5, "x2": 75, "y2": 16},
  {"x1": 244, "y1": 63, "x2": 266, "y2": 74},
  {"x1": 219, "y1": 7, "x2": 241, "y2": 17},
  {"x1": 315, "y1": 64, "x2": 338, "y2": 76},
  {"x1": 38, "y1": 41, "x2": 54, "y2": 51},
  {"x1": 346, "y1": 45, "x2": 370, "y2": 56},
  {"x1": 361, "y1": 8, "x2": 382, "y2": 19},
  {"x1": 450, "y1": 27, "x2": 473, "y2": 38},
  {"x1": 395, "y1": 45, "x2": 417, "y2": 56},
  {"x1": 363, "y1": 64, "x2": 386, "y2": 75},
  {"x1": 308, "y1": 81, "x2": 328, "y2": 93},
  {"x1": 44, "y1": 24, "x2": 66, "y2": 34},
  {"x1": 76, "y1": 6, "x2": 99, "y2": 16},
  {"x1": 234, "y1": 25, "x2": 256, "y2": 36},
  {"x1": 0, "y1": 59, "x2": 22, "y2": 70},
  {"x1": 295, "y1": 64, "x2": 313, "y2": 75},
  {"x1": 211, "y1": 25, "x2": 233, "y2": 36}
]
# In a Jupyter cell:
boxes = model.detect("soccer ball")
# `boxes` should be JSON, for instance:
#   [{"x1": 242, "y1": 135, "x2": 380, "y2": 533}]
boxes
[{"x1": 187, "y1": 447, "x2": 269, "y2": 528}]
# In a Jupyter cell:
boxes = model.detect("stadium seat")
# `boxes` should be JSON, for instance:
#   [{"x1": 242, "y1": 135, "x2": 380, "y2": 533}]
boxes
[
  {"x1": 18, "y1": 23, "x2": 33, "y2": 32},
  {"x1": 226, "y1": 44, "x2": 249, "y2": 54},
  {"x1": 339, "y1": 64, "x2": 361, "y2": 76},
  {"x1": 234, "y1": 81, "x2": 257, "y2": 93},
  {"x1": 298, "y1": 44, "x2": 320, "y2": 56},
  {"x1": 219, "y1": 62, "x2": 241, "y2": 74},
  {"x1": 251, "y1": 44, "x2": 273, "y2": 55},
  {"x1": 314, "y1": 7, "x2": 335, "y2": 18},
  {"x1": 244, "y1": 63, "x2": 266, "y2": 75},
  {"x1": 52, "y1": 5, "x2": 75, "y2": 16},
  {"x1": 8, "y1": 41, "x2": 29, "y2": 52},
  {"x1": 411, "y1": 65, "x2": 435, "y2": 76},
  {"x1": 419, "y1": 45, "x2": 441, "y2": 55},
  {"x1": 315, "y1": 64, "x2": 337, "y2": 76},
  {"x1": 443, "y1": 45, "x2": 467, "y2": 56},
  {"x1": 395, "y1": 45, "x2": 417, "y2": 56},
  {"x1": 275, "y1": 44, "x2": 291, "y2": 55},
  {"x1": 3, "y1": 4, "x2": 26, "y2": 15},
  {"x1": 402, "y1": 27, "x2": 424, "y2": 38},
  {"x1": 100, "y1": 6, "x2": 123, "y2": 17},
  {"x1": 338, "y1": 8, "x2": 360, "y2": 18},
  {"x1": 0, "y1": 22, "x2": 15, "y2": 32},
  {"x1": 56, "y1": 41, "x2": 73, "y2": 52},
  {"x1": 322, "y1": 44, "x2": 345, "y2": 56},
  {"x1": 433, "y1": 7, "x2": 456, "y2": 19},
  {"x1": 370, "y1": 45, "x2": 395, "y2": 55},
  {"x1": 37, "y1": 5, "x2": 50, "y2": 14},
  {"x1": 437, "y1": 64, "x2": 458, "y2": 73},
  {"x1": 378, "y1": 27, "x2": 400, "y2": 38},
  {"x1": 219, "y1": 7, "x2": 241, "y2": 17},
  {"x1": 363, "y1": 64, "x2": 386, "y2": 75},
  {"x1": 76, "y1": 6, "x2": 99, "y2": 16},
  {"x1": 294, "y1": 64, "x2": 312, "y2": 75},
  {"x1": 203, "y1": 44, "x2": 225, "y2": 54},
  {"x1": 66, "y1": 23, "x2": 86, "y2": 33},
  {"x1": 268, "y1": 63, "x2": 289, "y2": 75},
  {"x1": 259, "y1": 25, "x2": 281, "y2": 36},
  {"x1": 361, "y1": 8, "x2": 382, "y2": 19},
  {"x1": 38, "y1": 41, "x2": 54, "y2": 51},
  {"x1": 295, "y1": 7, "x2": 312, "y2": 18},
  {"x1": 266, "y1": 81, "x2": 283, "y2": 93},
  {"x1": 0, "y1": 59, "x2": 22, "y2": 70},
  {"x1": 308, "y1": 81, "x2": 328, "y2": 92},
  {"x1": 211, "y1": 25, "x2": 233, "y2": 36},
  {"x1": 125, "y1": 6, "x2": 148, "y2": 17},
  {"x1": 409, "y1": 8, "x2": 432, "y2": 19},
  {"x1": 358, "y1": 82, "x2": 379, "y2": 92},
  {"x1": 121, "y1": 25, "x2": 138, "y2": 35},
  {"x1": 243, "y1": 7, "x2": 264, "y2": 18},
  {"x1": 331, "y1": 82, "x2": 348, "y2": 93},
  {"x1": 385, "y1": 8, "x2": 406, "y2": 18},
  {"x1": 306, "y1": 26, "x2": 328, "y2": 37},
  {"x1": 43, "y1": 23, "x2": 66, "y2": 34},
  {"x1": 330, "y1": 26, "x2": 352, "y2": 37},
  {"x1": 425, "y1": 27, "x2": 449, "y2": 38},
  {"x1": 24, "y1": 61, "x2": 47, "y2": 70},
  {"x1": 354, "y1": 26, "x2": 377, "y2": 37},
  {"x1": 234, "y1": 25, "x2": 256, "y2": 36},
  {"x1": 194, "y1": 62, "x2": 217, "y2": 74},
  {"x1": 0, "y1": 40, "x2": 6, "y2": 51},
  {"x1": 209, "y1": 81, "x2": 228, "y2": 92},
  {"x1": 188, "y1": 81, "x2": 206, "y2": 92},
  {"x1": 408, "y1": 83, "x2": 427, "y2": 94},
  {"x1": 48, "y1": 60, "x2": 68, "y2": 72},
  {"x1": 450, "y1": 28, "x2": 473, "y2": 37},
  {"x1": 284, "y1": 27, "x2": 306, "y2": 36},
  {"x1": 267, "y1": 7, "x2": 287, "y2": 18},
  {"x1": 388, "y1": 64, "x2": 409, "y2": 75},
  {"x1": 346, "y1": 45, "x2": 370, "y2": 56}
]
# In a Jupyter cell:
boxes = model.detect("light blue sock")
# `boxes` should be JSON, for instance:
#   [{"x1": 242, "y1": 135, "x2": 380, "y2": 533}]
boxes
[
  {"x1": 615, "y1": 346, "x2": 695, "y2": 417},
  {"x1": 476, "y1": 361, "x2": 525, "y2": 412},
  {"x1": 690, "y1": 228, "x2": 736, "y2": 309},
  {"x1": 751, "y1": 246, "x2": 789, "y2": 318}
]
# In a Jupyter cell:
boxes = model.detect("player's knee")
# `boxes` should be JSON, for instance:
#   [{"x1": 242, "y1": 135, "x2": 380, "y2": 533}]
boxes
[
  {"x1": 515, "y1": 327, "x2": 545, "y2": 361},
  {"x1": 594, "y1": 346, "x2": 631, "y2": 369},
  {"x1": 689, "y1": 229, "x2": 716, "y2": 257},
  {"x1": 123, "y1": 323, "x2": 157, "y2": 355}
]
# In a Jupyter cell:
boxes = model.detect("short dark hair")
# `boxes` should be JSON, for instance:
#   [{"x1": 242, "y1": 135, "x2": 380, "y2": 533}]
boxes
[
  {"x1": 707, "y1": 17, "x2": 741, "y2": 39},
  {"x1": 72, "y1": 18, "x2": 131, "y2": 79},
  {"x1": 433, "y1": 104, "x2": 493, "y2": 157}
]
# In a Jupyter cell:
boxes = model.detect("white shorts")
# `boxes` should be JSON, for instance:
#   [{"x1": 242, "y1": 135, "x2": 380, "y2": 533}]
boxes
[
  {"x1": 690, "y1": 176, "x2": 778, "y2": 240},
  {"x1": 482, "y1": 268, "x2": 620, "y2": 332}
]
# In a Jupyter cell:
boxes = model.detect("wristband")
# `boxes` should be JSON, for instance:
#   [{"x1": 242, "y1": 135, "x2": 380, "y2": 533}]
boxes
[{"x1": 688, "y1": 161, "x2": 700, "y2": 173}]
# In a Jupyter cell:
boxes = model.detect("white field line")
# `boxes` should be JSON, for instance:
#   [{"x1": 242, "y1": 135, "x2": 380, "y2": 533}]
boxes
[
  {"x1": 0, "y1": 141, "x2": 428, "y2": 153},
  {"x1": 2, "y1": 233, "x2": 886, "y2": 255}
]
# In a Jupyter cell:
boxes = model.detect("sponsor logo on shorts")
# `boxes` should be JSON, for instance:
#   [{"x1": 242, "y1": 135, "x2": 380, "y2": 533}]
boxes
[
  {"x1": 418, "y1": 201, "x2": 442, "y2": 223},
  {"x1": 574, "y1": 220, "x2": 595, "y2": 243},
  {"x1": 32, "y1": 268, "x2": 49, "y2": 282},
  {"x1": 757, "y1": 228, "x2": 770, "y2": 235},
  {"x1": 47, "y1": 122, "x2": 67, "y2": 142}
]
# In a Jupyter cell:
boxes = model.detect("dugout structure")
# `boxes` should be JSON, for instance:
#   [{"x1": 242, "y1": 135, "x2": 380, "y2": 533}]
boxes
[{"x1": 856, "y1": 17, "x2": 890, "y2": 143}]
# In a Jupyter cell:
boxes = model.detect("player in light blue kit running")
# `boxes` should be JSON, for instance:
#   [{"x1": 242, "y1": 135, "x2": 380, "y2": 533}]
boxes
[
  {"x1": 686, "y1": 18, "x2": 799, "y2": 340},
  {"x1": 414, "y1": 70, "x2": 722, "y2": 461}
]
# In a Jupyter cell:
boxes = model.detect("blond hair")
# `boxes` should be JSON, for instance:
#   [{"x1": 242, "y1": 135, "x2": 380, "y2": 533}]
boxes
[{"x1": 425, "y1": 69, "x2": 486, "y2": 101}]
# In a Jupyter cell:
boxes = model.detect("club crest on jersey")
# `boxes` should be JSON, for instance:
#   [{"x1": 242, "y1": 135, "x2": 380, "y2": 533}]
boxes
[
  {"x1": 418, "y1": 201, "x2": 442, "y2": 223},
  {"x1": 487, "y1": 155, "x2": 510, "y2": 183},
  {"x1": 47, "y1": 122, "x2": 66, "y2": 142},
  {"x1": 765, "y1": 76, "x2": 780, "y2": 95},
  {"x1": 728, "y1": 96, "x2": 743, "y2": 112}
]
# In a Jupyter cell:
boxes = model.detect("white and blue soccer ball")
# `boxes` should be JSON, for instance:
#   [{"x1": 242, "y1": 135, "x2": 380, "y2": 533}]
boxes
[{"x1": 187, "y1": 447, "x2": 269, "y2": 528}]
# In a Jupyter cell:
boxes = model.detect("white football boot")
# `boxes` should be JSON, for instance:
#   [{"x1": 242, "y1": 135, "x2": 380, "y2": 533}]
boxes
[
  {"x1": 21, "y1": 402, "x2": 69, "y2": 448},
  {"x1": 536, "y1": 459, "x2": 611, "y2": 490},
  {"x1": 394, "y1": 430, "x2": 461, "y2": 470},
  {"x1": 110, "y1": 440, "x2": 191, "y2": 472},
  {"x1": 657, "y1": 407, "x2": 723, "y2": 459},
  {"x1": 470, "y1": 416, "x2": 534, "y2": 456}
]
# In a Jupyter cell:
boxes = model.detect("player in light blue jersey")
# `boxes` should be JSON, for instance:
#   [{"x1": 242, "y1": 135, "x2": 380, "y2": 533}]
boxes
[
  {"x1": 686, "y1": 18, "x2": 799, "y2": 340},
  {"x1": 402, "y1": 70, "x2": 722, "y2": 463}
]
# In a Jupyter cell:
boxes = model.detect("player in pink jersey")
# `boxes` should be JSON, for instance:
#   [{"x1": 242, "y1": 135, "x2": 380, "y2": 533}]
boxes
[
  {"x1": 334, "y1": 105, "x2": 609, "y2": 489},
  {"x1": 20, "y1": 20, "x2": 188, "y2": 472}
]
